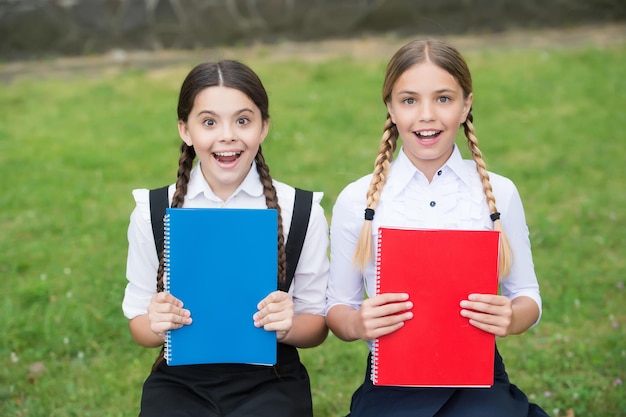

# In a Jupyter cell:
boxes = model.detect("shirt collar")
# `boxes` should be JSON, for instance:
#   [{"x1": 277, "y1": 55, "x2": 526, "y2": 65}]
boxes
[
  {"x1": 386, "y1": 149, "x2": 417, "y2": 198},
  {"x1": 386, "y1": 145, "x2": 472, "y2": 198},
  {"x1": 186, "y1": 161, "x2": 265, "y2": 202},
  {"x1": 445, "y1": 145, "x2": 474, "y2": 187}
]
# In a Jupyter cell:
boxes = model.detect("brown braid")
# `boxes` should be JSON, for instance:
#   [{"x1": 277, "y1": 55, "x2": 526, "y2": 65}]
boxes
[
  {"x1": 463, "y1": 114, "x2": 513, "y2": 278},
  {"x1": 152, "y1": 142, "x2": 196, "y2": 369},
  {"x1": 155, "y1": 143, "x2": 196, "y2": 293},
  {"x1": 353, "y1": 116, "x2": 398, "y2": 267},
  {"x1": 255, "y1": 145, "x2": 287, "y2": 284}
]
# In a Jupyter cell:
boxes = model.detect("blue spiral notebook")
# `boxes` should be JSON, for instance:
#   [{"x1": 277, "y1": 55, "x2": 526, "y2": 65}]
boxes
[{"x1": 163, "y1": 207, "x2": 278, "y2": 366}]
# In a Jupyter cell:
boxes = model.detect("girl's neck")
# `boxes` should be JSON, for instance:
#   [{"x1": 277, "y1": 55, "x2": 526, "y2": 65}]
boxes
[
  {"x1": 402, "y1": 146, "x2": 454, "y2": 183},
  {"x1": 199, "y1": 164, "x2": 246, "y2": 203}
]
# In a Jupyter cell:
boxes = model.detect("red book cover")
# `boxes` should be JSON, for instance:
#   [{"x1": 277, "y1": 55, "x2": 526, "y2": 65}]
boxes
[{"x1": 372, "y1": 227, "x2": 500, "y2": 387}]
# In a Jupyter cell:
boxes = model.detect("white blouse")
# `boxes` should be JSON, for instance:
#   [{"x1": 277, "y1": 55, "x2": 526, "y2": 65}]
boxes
[
  {"x1": 123, "y1": 162, "x2": 330, "y2": 320},
  {"x1": 326, "y1": 146, "x2": 542, "y2": 326}
]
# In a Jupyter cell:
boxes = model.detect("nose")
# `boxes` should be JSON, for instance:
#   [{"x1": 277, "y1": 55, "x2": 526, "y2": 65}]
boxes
[
  {"x1": 418, "y1": 101, "x2": 435, "y2": 122},
  {"x1": 220, "y1": 124, "x2": 237, "y2": 141}
]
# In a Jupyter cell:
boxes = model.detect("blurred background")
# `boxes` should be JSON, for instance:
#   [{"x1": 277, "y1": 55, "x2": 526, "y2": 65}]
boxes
[
  {"x1": 1, "y1": 2, "x2": 625, "y2": 417},
  {"x1": 1, "y1": 0, "x2": 625, "y2": 61}
]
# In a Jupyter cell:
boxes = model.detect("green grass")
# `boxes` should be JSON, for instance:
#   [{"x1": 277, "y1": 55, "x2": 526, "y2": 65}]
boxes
[{"x1": 1, "y1": 38, "x2": 625, "y2": 417}]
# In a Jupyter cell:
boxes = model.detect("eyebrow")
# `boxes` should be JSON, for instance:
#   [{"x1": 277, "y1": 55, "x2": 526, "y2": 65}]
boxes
[
  {"x1": 398, "y1": 88, "x2": 458, "y2": 95},
  {"x1": 196, "y1": 108, "x2": 256, "y2": 117}
]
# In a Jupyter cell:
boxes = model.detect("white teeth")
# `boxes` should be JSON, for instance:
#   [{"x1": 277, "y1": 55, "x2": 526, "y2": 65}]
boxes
[
  {"x1": 214, "y1": 151, "x2": 240, "y2": 157},
  {"x1": 419, "y1": 130, "x2": 439, "y2": 137}
]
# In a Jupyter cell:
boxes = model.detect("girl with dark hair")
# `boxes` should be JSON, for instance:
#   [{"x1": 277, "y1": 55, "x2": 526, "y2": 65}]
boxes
[
  {"x1": 123, "y1": 60, "x2": 329, "y2": 416},
  {"x1": 326, "y1": 39, "x2": 549, "y2": 416}
]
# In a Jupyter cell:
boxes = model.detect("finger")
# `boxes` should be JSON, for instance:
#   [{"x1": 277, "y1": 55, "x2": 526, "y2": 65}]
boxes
[
  {"x1": 461, "y1": 309, "x2": 505, "y2": 325},
  {"x1": 467, "y1": 293, "x2": 508, "y2": 305},
  {"x1": 260, "y1": 299, "x2": 293, "y2": 315},
  {"x1": 151, "y1": 300, "x2": 192, "y2": 318},
  {"x1": 256, "y1": 292, "x2": 293, "y2": 318},
  {"x1": 155, "y1": 315, "x2": 193, "y2": 334},
  {"x1": 257, "y1": 290, "x2": 289, "y2": 310},
  {"x1": 362, "y1": 300, "x2": 413, "y2": 320},
  {"x1": 460, "y1": 300, "x2": 492, "y2": 314},
  {"x1": 467, "y1": 318, "x2": 509, "y2": 337},
  {"x1": 255, "y1": 313, "x2": 290, "y2": 329},
  {"x1": 461, "y1": 309, "x2": 511, "y2": 337},
  {"x1": 364, "y1": 319, "x2": 408, "y2": 340},
  {"x1": 369, "y1": 311, "x2": 413, "y2": 329},
  {"x1": 461, "y1": 296, "x2": 511, "y2": 314},
  {"x1": 367, "y1": 293, "x2": 410, "y2": 308},
  {"x1": 358, "y1": 307, "x2": 413, "y2": 340},
  {"x1": 152, "y1": 292, "x2": 185, "y2": 309},
  {"x1": 254, "y1": 305, "x2": 293, "y2": 327},
  {"x1": 150, "y1": 317, "x2": 185, "y2": 336},
  {"x1": 171, "y1": 314, "x2": 193, "y2": 329},
  {"x1": 149, "y1": 302, "x2": 193, "y2": 329},
  {"x1": 262, "y1": 316, "x2": 293, "y2": 332}
]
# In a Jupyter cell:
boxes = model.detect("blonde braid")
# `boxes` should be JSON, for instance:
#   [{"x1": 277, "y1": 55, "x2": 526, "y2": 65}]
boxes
[
  {"x1": 463, "y1": 116, "x2": 512, "y2": 278},
  {"x1": 354, "y1": 116, "x2": 398, "y2": 268},
  {"x1": 255, "y1": 146, "x2": 287, "y2": 285}
]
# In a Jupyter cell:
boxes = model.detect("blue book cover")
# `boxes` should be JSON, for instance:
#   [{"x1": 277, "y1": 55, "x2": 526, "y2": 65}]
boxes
[{"x1": 163, "y1": 207, "x2": 278, "y2": 366}]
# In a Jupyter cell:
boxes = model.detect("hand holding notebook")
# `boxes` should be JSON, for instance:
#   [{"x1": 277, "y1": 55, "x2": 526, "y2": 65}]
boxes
[{"x1": 253, "y1": 289, "x2": 295, "y2": 340}]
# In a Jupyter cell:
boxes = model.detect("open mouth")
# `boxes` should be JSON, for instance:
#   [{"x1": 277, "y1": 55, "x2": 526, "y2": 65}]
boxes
[
  {"x1": 415, "y1": 130, "x2": 442, "y2": 140},
  {"x1": 213, "y1": 151, "x2": 242, "y2": 164}
]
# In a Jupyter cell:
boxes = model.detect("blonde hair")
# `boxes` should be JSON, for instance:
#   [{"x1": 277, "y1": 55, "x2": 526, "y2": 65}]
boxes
[{"x1": 354, "y1": 39, "x2": 513, "y2": 278}]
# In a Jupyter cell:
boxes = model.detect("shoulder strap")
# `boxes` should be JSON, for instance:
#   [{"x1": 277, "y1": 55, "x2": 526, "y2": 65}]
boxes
[
  {"x1": 282, "y1": 188, "x2": 313, "y2": 291},
  {"x1": 149, "y1": 186, "x2": 169, "y2": 259},
  {"x1": 149, "y1": 185, "x2": 313, "y2": 290}
]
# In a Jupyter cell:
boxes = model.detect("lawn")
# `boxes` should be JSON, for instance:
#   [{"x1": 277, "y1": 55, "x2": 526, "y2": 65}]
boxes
[{"x1": 1, "y1": 32, "x2": 624, "y2": 417}]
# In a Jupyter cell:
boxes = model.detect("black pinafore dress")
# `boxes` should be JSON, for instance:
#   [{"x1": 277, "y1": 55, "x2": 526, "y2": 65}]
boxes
[
  {"x1": 347, "y1": 346, "x2": 549, "y2": 417},
  {"x1": 139, "y1": 343, "x2": 312, "y2": 417},
  {"x1": 138, "y1": 187, "x2": 315, "y2": 417}
]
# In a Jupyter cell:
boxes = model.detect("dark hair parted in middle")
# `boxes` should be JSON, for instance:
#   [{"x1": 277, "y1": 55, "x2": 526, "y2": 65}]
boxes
[{"x1": 155, "y1": 61, "x2": 287, "y2": 298}]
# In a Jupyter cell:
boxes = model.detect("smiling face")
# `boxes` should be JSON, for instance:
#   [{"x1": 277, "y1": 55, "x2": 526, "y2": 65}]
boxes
[
  {"x1": 178, "y1": 85, "x2": 269, "y2": 200},
  {"x1": 386, "y1": 60, "x2": 472, "y2": 181}
]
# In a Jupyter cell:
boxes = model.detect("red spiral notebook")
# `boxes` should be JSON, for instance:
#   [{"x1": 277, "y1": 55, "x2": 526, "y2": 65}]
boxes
[{"x1": 372, "y1": 227, "x2": 500, "y2": 387}]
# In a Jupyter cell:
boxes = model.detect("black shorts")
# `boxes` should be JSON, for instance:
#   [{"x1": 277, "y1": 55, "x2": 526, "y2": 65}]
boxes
[{"x1": 138, "y1": 343, "x2": 312, "y2": 417}]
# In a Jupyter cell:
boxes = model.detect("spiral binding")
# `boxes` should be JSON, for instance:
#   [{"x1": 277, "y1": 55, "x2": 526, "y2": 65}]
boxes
[
  {"x1": 375, "y1": 229, "x2": 383, "y2": 296},
  {"x1": 371, "y1": 340, "x2": 379, "y2": 384},
  {"x1": 163, "y1": 212, "x2": 173, "y2": 364},
  {"x1": 163, "y1": 212, "x2": 171, "y2": 292},
  {"x1": 371, "y1": 228, "x2": 384, "y2": 384}
]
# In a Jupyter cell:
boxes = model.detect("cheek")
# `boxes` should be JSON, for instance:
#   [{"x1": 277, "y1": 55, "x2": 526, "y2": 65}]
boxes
[
  {"x1": 455, "y1": 106, "x2": 469, "y2": 124},
  {"x1": 391, "y1": 111, "x2": 411, "y2": 128}
]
